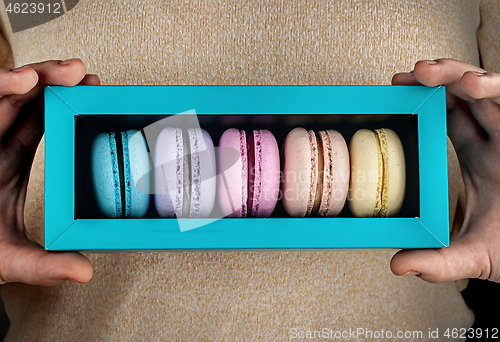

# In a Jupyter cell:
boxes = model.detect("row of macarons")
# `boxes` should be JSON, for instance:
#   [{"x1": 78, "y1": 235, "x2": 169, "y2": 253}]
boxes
[{"x1": 91, "y1": 126, "x2": 406, "y2": 219}]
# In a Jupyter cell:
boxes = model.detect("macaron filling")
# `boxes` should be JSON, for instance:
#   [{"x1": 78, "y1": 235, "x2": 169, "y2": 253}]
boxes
[
  {"x1": 239, "y1": 130, "x2": 248, "y2": 217},
  {"x1": 188, "y1": 128, "x2": 201, "y2": 217},
  {"x1": 312, "y1": 134, "x2": 323, "y2": 214},
  {"x1": 109, "y1": 131, "x2": 131, "y2": 218},
  {"x1": 374, "y1": 129, "x2": 389, "y2": 217},
  {"x1": 372, "y1": 129, "x2": 384, "y2": 217},
  {"x1": 182, "y1": 129, "x2": 191, "y2": 217},
  {"x1": 121, "y1": 131, "x2": 132, "y2": 218},
  {"x1": 306, "y1": 130, "x2": 318, "y2": 216},
  {"x1": 174, "y1": 128, "x2": 185, "y2": 215},
  {"x1": 250, "y1": 130, "x2": 262, "y2": 217},
  {"x1": 317, "y1": 131, "x2": 332, "y2": 216},
  {"x1": 108, "y1": 132, "x2": 123, "y2": 218}
]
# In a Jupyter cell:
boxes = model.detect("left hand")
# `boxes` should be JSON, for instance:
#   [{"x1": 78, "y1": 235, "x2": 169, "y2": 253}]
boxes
[
  {"x1": 0, "y1": 58, "x2": 99, "y2": 286},
  {"x1": 390, "y1": 58, "x2": 500, "y2": 283}
]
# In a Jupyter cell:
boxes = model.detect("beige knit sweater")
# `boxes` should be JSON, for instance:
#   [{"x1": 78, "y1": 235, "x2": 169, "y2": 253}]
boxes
[{"x1": 1, "y1": 0, "x2": 499, "y2": 340}]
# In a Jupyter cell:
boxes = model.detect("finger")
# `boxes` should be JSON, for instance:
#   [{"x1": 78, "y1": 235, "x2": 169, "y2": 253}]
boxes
[
  {"x1": 0, "y1": 59, "x2": 87, "y2": 150},
  {"x1": 7, "y1": 73, "x2": 101, "y2": 154},
  {"x1": 458, "y1": 70, "x2": 500, "y2": 105},
  {"x1": 446, "y1": 97, "x2": 487, "y2": 156},
  {"x1": 3, "y1": 58, "x2": 86, "y2": 110},
  {"x1": 412, "y1": 58, "x2": 486, "y2": 102},
  {"x1": 390, "y1": 236, "x2": 489, "y2": 283},
  {"x1": 391, "y1": 72, "x2": 420, "y2": 85},
  {"x1": 392, "y1": 71, "x2": 458, "y2": 112},
  {"x1": 0, "y1": 67, "x2": 39, "y2": 96},
  {"x1": 0, "y1": 230, "x2": 93, "y2": 286},
  {"x1": 78, "y1": 74, "x2": 100, "y2": 85},
  {"x1": 457, "y1": 71, "x2": 500, "y2": 139},
  {"x1": 410, "y1": 59, "x2": 488, "y2": 152}
]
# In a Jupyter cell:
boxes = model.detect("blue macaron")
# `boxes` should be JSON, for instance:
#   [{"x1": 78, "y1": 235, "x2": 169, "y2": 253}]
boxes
[{"x1": 91, "y1": 129, "x2": 150, "y2": 218}]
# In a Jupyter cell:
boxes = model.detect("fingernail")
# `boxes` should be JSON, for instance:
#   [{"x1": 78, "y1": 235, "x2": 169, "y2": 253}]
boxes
[
  {"x1": 426, "y1": 60, "x2": 439, "y2": 65},
  {"x1": 58, "y1": 59, "x2": 73, "y2": 66},
  {"x1": 401, "y1": 72, "x2": 413, "y2": 77},
  {"x1": 403, "y1": 271, "x2": 421, "y2": 277},
  {"x1": 472, "y1": 71, "x2": 487, "y2": 76},
  {"x1": 64, "y1": 278, "x2": 80, "y2": 284},
  {"x1": 9, "y1": 66, "x2": 25, "y2": 72}
]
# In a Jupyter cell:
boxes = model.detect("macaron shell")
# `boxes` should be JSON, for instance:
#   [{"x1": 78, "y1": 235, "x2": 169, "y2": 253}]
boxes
[
  {"x1": 125, "y1": 130, "x2": 150, "y2": 218},
  {"x1": 376, "y1": 128, "x2": 405, "y2": 217},
  {"x1": 200, "y1": 129, "x2": 217, "y2": 217},
  {"x1": 251, "y1": 129, "x2": 280, "y2": 217},
  {"x1": 318, "y1": 130, "x2": 349, "y2": 217},
  {"x1": 91, "y1": 132, "x2": 122, "y2": 218},
  {"x1": 188, "y1": 128, "x2": 216, "y2": 217},
  {"x1": 282, "y1": 127, "x2": 315, "y2": 217},
  {"x1": 217, "y1": 128, "x2": 248, "y2": 217},
  {"x1": 154, "y1": 127, "x2": 185, "y2": 217},
  {"x1": 329, "y1": 130, "x2": 350, "y2": 215},
  {"x1": 348, "y1": 129, "x2": 382, "y2": 217}
]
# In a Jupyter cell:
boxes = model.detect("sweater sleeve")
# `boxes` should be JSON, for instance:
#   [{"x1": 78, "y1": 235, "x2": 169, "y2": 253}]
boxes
[
  {"x1": 0, "y1": 1, "x2": 13, "y2": 69},
  {"x1": 477, "y1": 0, "x2": 500, "y2": 72},
  {"x1": 0, "y1": 30, "x2": 13, "y2": 69}
]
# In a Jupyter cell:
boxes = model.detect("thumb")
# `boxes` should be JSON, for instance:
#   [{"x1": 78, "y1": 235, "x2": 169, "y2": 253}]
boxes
[
  {"x1": 390, "y1": 237, "x2": 489, "y2": 282},
  {"x1": 0, "y1": 230, "x2": 93, "y2": 286}
]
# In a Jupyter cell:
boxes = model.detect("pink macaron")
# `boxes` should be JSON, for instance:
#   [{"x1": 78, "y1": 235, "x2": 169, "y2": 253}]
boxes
[{"x1": 217, "y1": 128, "x2": 280, "y2": 217}]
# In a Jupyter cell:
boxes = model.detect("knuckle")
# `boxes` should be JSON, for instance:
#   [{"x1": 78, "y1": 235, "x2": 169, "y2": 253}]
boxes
[{"x1": 435, "y1": 57, "x2": 452, "y2": 64}]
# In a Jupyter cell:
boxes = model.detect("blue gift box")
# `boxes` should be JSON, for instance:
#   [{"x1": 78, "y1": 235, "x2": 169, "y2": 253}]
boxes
[{"x1": 44, "y1": 85, "x2": 449, "y2": 251}]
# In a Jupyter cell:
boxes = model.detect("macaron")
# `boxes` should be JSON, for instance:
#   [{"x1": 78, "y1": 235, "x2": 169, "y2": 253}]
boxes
[
  {"x1": 282, "y1": 127, "x2": 350, "y2": 217},
  {"x1": 217, "y1": 128, "x2": 280, "y2": 217},
  {"x1": 348, "y1": 128, "x2": 406, "y2": 217},
  {"x1": 91, "y1": 129, "x2": 150, "y2": 218},
  {"x1": 154, "y1": 127, "x2": 216, "y2": 218}
]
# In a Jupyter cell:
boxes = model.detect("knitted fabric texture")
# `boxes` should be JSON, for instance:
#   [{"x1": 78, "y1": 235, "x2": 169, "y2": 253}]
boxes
[{"x1": 2, "y1": 0, "x2": 499, "y2": 340}]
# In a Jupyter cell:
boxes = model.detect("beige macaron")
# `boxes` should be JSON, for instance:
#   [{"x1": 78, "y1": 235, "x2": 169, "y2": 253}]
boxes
[
  {"x1": 348, "y1": 128, "x2": 405, "y2": 217},
  {"x1": 282, "y1": 127, "x2": 350, "y2": 217}
]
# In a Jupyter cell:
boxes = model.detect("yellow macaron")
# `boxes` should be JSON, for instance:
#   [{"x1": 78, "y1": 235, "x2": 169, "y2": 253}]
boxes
[{"x1": 348, "y1": 128, "x2": 406, "y2": 217}]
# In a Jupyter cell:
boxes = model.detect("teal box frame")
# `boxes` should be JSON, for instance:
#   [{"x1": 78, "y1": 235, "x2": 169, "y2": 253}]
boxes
[{"x1": 44, "y1": 85, "x2": 449, "y2": 251}]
